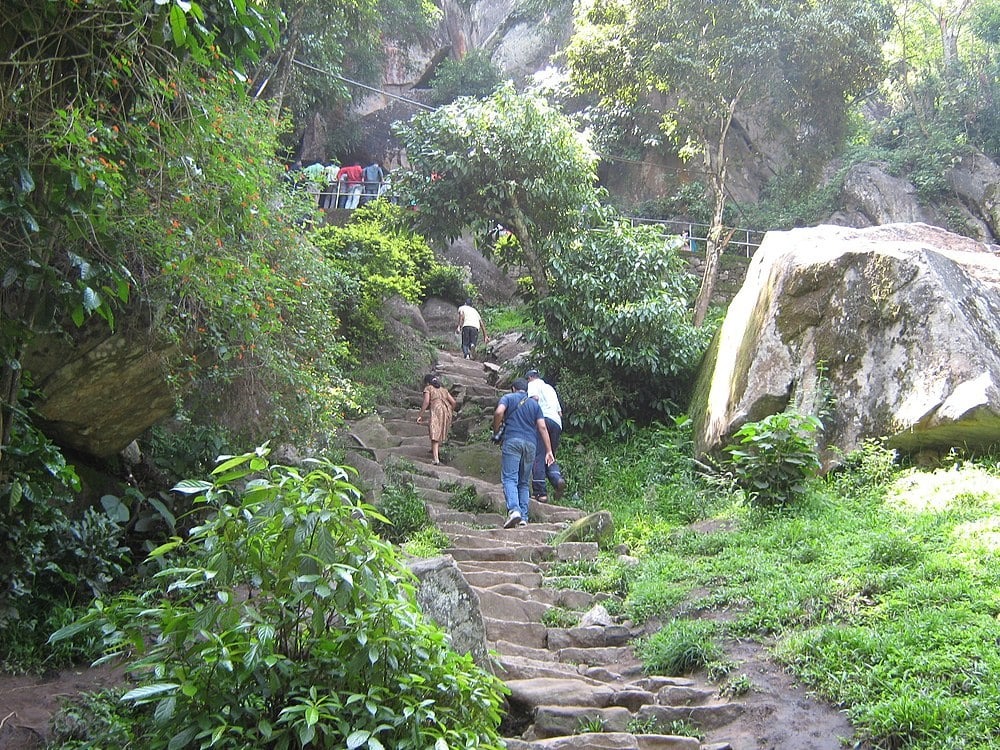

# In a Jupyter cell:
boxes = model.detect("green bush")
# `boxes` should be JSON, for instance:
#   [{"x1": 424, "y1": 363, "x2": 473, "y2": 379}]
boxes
[
  {"x1": 534, "y1": 214, "x2": 711, "y2": 433},
  {"x1": 423, "y1": 264, "x2": 475, "y2": 304},
  {"x1": 1, "y1": 412, "x2": 128, "y2": 669},
  {"x1": 374, "y1": 481, "x2": 430, "y2": 543},
  {"x1": 52, "y1": 449, "x2": 506, "y2": 750},
  {"x1": 429, "y1": 49, "x2": 503, "y2": 105},
  {"x1": 310, "y1": 201, "x2": 437, "y2": 350},
  {"x1": 724, "y1": 412, "x2": 822, "y2": 508},
  {"x1": 448, "y1": 485, "x2": 491, "y2": 513}
]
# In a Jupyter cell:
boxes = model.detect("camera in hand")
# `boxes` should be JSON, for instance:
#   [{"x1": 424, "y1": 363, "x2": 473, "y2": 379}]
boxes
[{"x1": 490, "y1": 427, "x2": 505, "y2": 444}]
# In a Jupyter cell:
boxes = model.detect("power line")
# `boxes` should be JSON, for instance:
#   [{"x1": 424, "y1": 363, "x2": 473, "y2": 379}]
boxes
[{"x1": 291, "y1": 58, "x2": 437, "y2": 112}]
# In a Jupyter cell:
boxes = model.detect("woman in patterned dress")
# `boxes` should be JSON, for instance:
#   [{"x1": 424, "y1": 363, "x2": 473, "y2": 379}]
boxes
[{"x1": 416, "y1": 374, "x2": 456, "y2": 465}]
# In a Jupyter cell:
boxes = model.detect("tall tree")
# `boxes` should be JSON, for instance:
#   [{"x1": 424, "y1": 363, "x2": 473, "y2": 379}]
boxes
[
  {"x1": 566, "y1": 0, "x2": 892, "y2": 325},
  {"x1": 392, "y1": 86, "x2": 599, "y2": 301}
]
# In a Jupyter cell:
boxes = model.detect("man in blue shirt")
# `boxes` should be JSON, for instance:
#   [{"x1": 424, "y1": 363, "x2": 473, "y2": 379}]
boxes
[{"x1": 492, "y1": 379, "x2": 555, "y2": 528}]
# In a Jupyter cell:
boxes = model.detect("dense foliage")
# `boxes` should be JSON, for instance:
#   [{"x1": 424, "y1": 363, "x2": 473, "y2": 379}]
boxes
[
  {"x1": 566, "y1": 0, "x2": 893, "y2": 321},
  {"x1": 310, "y1": 201, "x2": 438, "y2": 355},
  {"x1": 0, "y1": 406, "x2": 128, "y2": 669},
  {"x1": 52, "y1": 449, "x2": 506, "y2": 749},
  {"x1": 534, "y1": 215, "x2": 710, "y2": 433},
  {"x1": 393, "y1": 86, "x2": 599, "y2": 300},
  {"x1": 428, "y1": 49, "x2": 504, "y2": 106}
]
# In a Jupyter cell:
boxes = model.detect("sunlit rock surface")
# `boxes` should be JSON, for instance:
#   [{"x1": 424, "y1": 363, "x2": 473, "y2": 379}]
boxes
[{"x1": 692, "y1": 223, "x2": 1000, "y2": 464}]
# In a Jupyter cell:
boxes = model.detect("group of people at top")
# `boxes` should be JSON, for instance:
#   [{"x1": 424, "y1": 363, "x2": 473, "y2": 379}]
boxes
[
  {"x1": 293, "y1": 159, "x2": 388, "y2": 210},
  {"x1": 416, "y1": 299, "x2": 566, "y2": 529}
]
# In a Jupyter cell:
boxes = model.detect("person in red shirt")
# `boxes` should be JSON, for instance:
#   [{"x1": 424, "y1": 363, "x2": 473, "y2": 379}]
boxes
[{"x1": 336, "y1": 162, "x2": 364, "y2": 209}]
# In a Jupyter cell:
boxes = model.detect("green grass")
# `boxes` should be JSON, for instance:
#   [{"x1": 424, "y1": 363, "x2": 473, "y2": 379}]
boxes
[
  {"x1": 565, "y1": 423, "x2": 1000, "y2": 749},
  {"x1": 484, "y1": 305, "x2": 536, "y2": 336}
]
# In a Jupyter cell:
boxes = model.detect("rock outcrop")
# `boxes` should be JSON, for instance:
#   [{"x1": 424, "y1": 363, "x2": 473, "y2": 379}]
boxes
[
  {"x1": 693, "y1": 222, "x2": 1000, "y2": 464},
  {"x1": 24, "y1": 324, "x2": 177, "y2": 459}
]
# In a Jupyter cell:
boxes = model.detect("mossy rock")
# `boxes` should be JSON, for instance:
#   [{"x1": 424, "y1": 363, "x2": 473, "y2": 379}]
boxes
[
  {"x1": 447, "y1": 442, "x2": 501, "y2": 482},
  {"x1": 550, "y1": 511, "x2": 614, "y2": 547}
]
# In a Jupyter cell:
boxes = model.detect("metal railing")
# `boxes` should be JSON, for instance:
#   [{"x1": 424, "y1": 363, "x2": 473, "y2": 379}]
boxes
[
  {"x1": 308, "y1": 180, "x2": 391, "y2": 210},
  {"x1": 629, "y1": 216, "x2": 764, "y2": 258}
]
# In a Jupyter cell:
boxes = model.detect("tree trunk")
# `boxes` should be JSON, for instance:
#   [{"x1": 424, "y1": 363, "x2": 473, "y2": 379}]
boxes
[
  {"x1": 509, "y1": 193, "x2": 549, "y2": 300},
  {"x1": 692, "y1": 101, "x2": 738, "y2": 327}
]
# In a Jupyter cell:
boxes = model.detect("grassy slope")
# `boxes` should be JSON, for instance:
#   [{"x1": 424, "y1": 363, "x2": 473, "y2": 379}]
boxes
[{"x1": 555, "y1": 423, "x2": 1000, "y2": 750}]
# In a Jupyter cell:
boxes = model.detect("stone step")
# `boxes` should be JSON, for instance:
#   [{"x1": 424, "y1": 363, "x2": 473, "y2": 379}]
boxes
[
  {"x1": 496, "y1": 653, "x2": 592, "y2": 681},
  {"x1": 447, "y1": 531, "x2": 541, "y2": 551},
  {"x1": 459, "y1": 560, "x2": 542, "y2": 576},
  {"x1": 476, "y1": 588, "x2": 552, "y2": 622},
  {"x1": 531, "y1": 706, "x2": 636, "y2": 738},
  {"x1": 463, "y1": 569, "x2": 545, "y2": 588},
  {"x1": 547, "y1": 625, "x2": 634, "y2": 650},
  {"x1": 427, "y1": 509, "x2": 502, "y2": 526},
  {"x1": 381, "y1": 418, "x2": 428, "y2": 438},
  {"x1": 633, "y1": 703, "x2": 746, "y2": 733},
  {"x1": 441, "y1": 524, "x2": 557, "y2": 545},
  {"x1": 470, "y1": 582, "x2": 594, "y2": 610},
  {"x1": 554, "y1": 645, "x2": 639, "y2": 668},
  {"x1": 493, "y1": 640, "x2": 559, "y2": 662},
  {"x1": 484, "y1": 618, "x2": 549, "y2": 650},
  {"x1": 446, "y1": 544, "x2": 557, "y2": 564}
]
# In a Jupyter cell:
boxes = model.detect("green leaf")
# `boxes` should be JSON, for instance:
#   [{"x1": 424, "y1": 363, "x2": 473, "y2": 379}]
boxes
[
  {"x1": 169, "y1": 4, "x2": 188, "y2": 46},
  {"x1": 121, "y1": 683, "x2": 180, "y2": 702},
  {"x1": 348, "y1": 730, "x2": 371, "y2": 749},
  {"x1": 18, "y1": 167, "x2": 35, "y2": 193},
  {"x1": 172, "y1": 479, "x2": 213, "y2": 495}
]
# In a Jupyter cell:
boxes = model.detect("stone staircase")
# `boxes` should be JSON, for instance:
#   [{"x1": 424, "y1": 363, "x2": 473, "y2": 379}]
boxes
[{"x1": 364, "y1": 349, "x2": 742, "y2": 750}]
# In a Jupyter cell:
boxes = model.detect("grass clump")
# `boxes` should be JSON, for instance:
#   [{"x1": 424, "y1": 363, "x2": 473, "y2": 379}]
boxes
[{"x1": 636, "y1": 619, "x2": 721, "y2": 675}]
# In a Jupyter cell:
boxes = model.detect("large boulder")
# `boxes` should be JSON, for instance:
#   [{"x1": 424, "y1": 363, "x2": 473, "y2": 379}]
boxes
[
  {"x1": 409, "y1": 554, "x2": 490, "y2": 668},
  {"x1": 24, "y1": 325, "x2": 177, "y2": 460},
  {"x1": 692, "y1": 223, "x2": 1000, "y2": 464}
]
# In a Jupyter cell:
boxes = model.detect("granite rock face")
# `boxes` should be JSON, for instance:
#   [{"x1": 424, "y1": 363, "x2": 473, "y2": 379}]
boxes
[{"x1": 693, "y1": 222, "x2": 1000, "y2": 464}]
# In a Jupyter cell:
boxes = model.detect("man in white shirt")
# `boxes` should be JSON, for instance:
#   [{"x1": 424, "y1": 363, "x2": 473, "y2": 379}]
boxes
[
  {"x1": 456, "y1": 299, "x2": 488, "y2": 360},
  {"x1": 526, "y1": 369, "x2": 566, "y2": 501}
]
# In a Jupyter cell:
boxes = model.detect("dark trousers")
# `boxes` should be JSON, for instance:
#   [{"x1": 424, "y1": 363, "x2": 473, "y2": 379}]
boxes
[
  {"x1": 532, "y1": 417, "x2": 562, "y2": 497},
  {"x1": 461, "y1": 326, "x2": 479, "y2": 358}
]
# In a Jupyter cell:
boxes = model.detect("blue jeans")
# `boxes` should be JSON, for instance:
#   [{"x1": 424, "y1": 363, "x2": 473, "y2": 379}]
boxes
[
  {"x1": 501, "y1": 437, "x2": 535, "y2": 521},
  {"x1": 533, "y1": 418, "x2": 562, "y2": 497}
]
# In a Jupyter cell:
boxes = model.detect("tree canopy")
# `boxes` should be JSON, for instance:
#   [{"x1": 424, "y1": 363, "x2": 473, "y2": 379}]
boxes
[
  {"x1": 566, "y1": 0, "x2": 893, "y2": 322},
  {"x1": 393, "y1": 85, "x2": 599, "y2": 299}
]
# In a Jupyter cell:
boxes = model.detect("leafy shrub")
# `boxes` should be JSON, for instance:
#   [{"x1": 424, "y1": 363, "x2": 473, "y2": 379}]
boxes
[
  {"x1": 636, "y1": 618, "x2": 720, "y2": 675},
  {"x1": 429, "y1": 49, "x2": 503, "y2": 105},
  {"x1": 1, "y1": 414, "x2": 129, "y2": 669},
  {"x1": 50, "y1": 689, "x2": 137, "y2": 748},
  {"x1": 310, "y1": 201, "x2": 437, "y2": 350},
  {"x1": 374, "y1": 481, "x2": 430, "y2": 543},
  {"x1": 828, "y1": 439, "x2": 898, "y2": 496},
  {"x1": 724, "y1": 412, "x2": 822, "y2": 508},
  {"x1": 402, "y1": 526, "x2": 452, "y2": 557},
  {"x1": 448, "y1": 485, "x2": 491, "y2": 513},
  {"x1": 423, "y1": 263, "x2": 475, "y2": 304},
  {"x1": 52, "y1": 449, "x2": 506, "y2": 750},
  {"x1": 534, "y1": 214, "x2": 711, "y2": 433}
]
